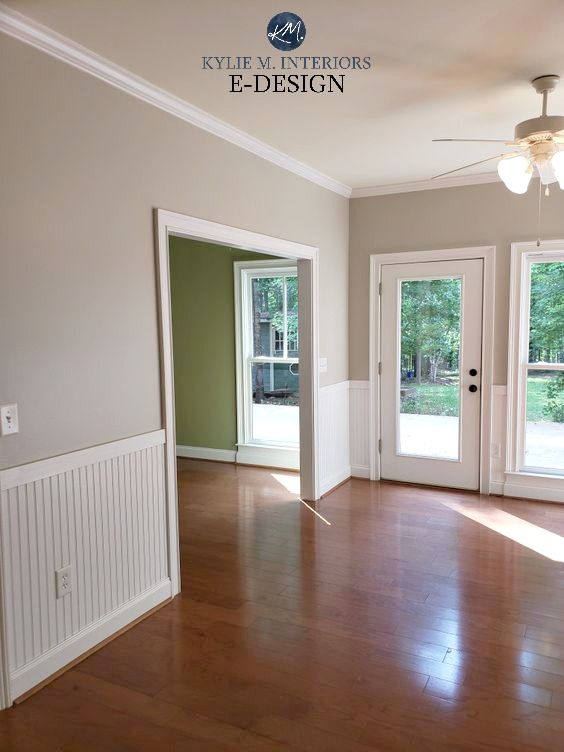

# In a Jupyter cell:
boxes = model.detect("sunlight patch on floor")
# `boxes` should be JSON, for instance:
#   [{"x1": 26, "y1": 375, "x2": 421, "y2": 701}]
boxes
[
  {"x1": 299, "y1": 498, "x2": 332, "y2": 525},
  {"x1": 441, "y1": 499, "x2": 564, "y2": 562},
  {"x1": 271, "y1": 472, "x2": 301, "y2": 495},
  {"x1": 271, "y1": 473, "x2": 332, "y2": 524}
]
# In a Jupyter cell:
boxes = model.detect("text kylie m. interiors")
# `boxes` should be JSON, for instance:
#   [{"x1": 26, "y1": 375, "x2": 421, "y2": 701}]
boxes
[{"x1": 203, "y1": 55, "x2": 372, "y2": 94}]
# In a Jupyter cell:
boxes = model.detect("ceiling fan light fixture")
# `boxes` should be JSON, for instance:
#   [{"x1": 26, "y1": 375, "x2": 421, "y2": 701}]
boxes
[
  {"x1": 536, "y1": 159, "x2": 558, "y2": 185},
  {"x1": 551, "y1": 150, "x2": 564, "y2": 189},
  {"x1": 497, "y1": 155, "x2": 532, "y2": 194}
]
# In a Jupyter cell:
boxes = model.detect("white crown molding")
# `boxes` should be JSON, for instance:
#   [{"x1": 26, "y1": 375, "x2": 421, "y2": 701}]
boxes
[
  {"x1": 351, "y1": 171, "x2": 500, "y2": 198},
  {"x1": 0, "y1": 4, "x2": 352, "y2": 198}
]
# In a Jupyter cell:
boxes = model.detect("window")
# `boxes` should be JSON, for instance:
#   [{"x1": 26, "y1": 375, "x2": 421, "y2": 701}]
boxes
[
  {"x1": 509, "y1": 244, "x2": 564, "y2": 476},
  {"x1": 234, "y1": 261, "x2": 299, "y2": 448}
]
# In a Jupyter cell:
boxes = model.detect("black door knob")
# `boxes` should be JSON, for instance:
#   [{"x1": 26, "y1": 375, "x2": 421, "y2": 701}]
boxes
[
  {"x1": 469, "y1": 384, "x2": 478, "y2": 393},
  {"x1": 469, "y1": 368, "x2": 478, "y2": 377}
]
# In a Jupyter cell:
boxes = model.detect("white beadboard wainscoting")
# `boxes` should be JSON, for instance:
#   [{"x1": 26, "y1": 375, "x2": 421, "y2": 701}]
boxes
[
  {"x1": 490, "y1": 386, "x2": 508, "y2": 496},
  {"x1": 0, "y1": 430, "x2": 171, "y2": 706},
  {"x1": 349, "y1": 381, "x2": 370, "y2": 478},
  {"x1": 319, "y1": 381, "x2": 351, "y2": 495}
]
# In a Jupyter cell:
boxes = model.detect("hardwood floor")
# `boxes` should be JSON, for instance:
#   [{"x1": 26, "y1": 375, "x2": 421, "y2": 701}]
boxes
[{"x1": 2, "y1": 459, "x2": 564, "y2": 750}]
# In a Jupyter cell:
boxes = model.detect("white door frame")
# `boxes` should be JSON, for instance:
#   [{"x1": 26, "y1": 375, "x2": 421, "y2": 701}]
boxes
[
  {"x1": 369, "y1": 246, "x2": 496, "y2": 494},
  {"x1": 155, "y1": 209, "x2": 320, "y2": 595}
]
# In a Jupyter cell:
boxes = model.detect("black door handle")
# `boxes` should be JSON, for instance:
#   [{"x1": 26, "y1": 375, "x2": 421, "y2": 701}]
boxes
[
  {"x1": 469, "y1": 384, "x2": 478, "y2": 393},
  {"x1": 469, "y1": 368, "x2": 478, "y2": 377}
]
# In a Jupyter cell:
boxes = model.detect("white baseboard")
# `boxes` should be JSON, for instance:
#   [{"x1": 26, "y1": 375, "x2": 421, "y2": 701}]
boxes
[
  {"x1": 176, "y1": 445, "x2": 236, "y2": 463},
  {"x1": 351, "y1": 465, "x2": 370, "y2": 479},
  {"x1": 10, "y1": 580, "x2": 171, "y2": 700},
  {"x1": 489, "y1": 480, "x2": 505, "y2": 496},
  {"x1": 320, "y1": 466, "x2": 351, "y2": 496},
  {"x1": 236, "y1": 444, "x2": 299, "y2": 470},
  {"x1": 503, "y1": 483, "x2": 564, "y2": 504}
]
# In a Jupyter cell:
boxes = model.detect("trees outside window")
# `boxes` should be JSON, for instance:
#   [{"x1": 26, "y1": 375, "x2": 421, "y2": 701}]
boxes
[
  {"x1": 400, "y1": 277, "x2": 461, "y2": 418},
  {"x1": 522, "y1": 260, "x2": 564, "y2": 472}
]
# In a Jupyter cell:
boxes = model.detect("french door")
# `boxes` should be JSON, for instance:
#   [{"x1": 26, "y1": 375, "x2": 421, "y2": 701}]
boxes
[{"x1": 379, "y1": 259, "x2": 484, "y2": 490}]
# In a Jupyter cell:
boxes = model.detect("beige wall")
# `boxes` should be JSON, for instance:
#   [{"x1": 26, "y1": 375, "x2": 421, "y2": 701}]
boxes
[
  {"x1": 0, "y1": 35, "x2": 348, "y2": 470},
  {"x1": 349, "y1": 183, "x2": 564, "y2": 382}
]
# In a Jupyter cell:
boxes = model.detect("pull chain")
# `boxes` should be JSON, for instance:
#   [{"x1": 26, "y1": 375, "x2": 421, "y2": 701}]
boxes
[{"x1": 537, "y1": 177, "x2": 543, "y2": 247}]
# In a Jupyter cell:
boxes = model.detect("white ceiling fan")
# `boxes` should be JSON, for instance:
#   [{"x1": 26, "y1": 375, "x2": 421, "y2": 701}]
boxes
[{"x1": 433, "y1": 75, "x2": 564, "y2": 194}]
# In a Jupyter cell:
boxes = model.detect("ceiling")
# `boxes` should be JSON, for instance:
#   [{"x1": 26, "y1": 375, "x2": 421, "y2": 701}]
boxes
[{"x1": 4, "y1": 0, "x2": 564, "y2": 191}]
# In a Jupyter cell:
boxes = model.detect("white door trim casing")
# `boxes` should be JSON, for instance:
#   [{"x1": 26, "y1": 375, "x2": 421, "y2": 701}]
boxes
[
  {"x1": 369, "y1": 246, "x2": 496, "y2": 494},
  {"x1": 155, "y1": 209, "x2": 321, "y2": 596}
]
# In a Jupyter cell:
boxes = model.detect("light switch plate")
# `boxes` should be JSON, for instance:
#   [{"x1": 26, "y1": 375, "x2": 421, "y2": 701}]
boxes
[
  {"x1": 318, "y1": 357, "x2": 328, "y2": 373},
  {"x1": 0, "y1": 404, "x2": 19, "y2": 436}
]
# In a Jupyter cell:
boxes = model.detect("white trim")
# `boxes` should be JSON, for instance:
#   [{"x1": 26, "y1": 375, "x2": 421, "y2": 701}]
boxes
[
  {"x1": 351, "y1": 172, "x2": 499, "y2": 198},
  {"x1": 369, "y1": 257, "x2": 381, "y2": 481},
  {"x1": 489, "y1": 481, "x2": 505, "y2": 495},
  {"x1": 0, "y1": 430, "x2": 165, "y2": 491},
  {"x1": 236, "y1": 444, "x2": 299, "y2": 470},
  {"x1": 319, "y1": 380, "x2": 350, "y2": 394},
  {"x1": 504, "y1": 473, "x2": 564, "y2": 503},
  {"x1": 506, "y1": 239, "x2": 564, "y2": 495},
  {"x1": 10, "y1": 580, "x2": 171, "y2": 701},
  {"x1": 351, "y1": 465, "x2": 370, "y2": 479},
  {"x1": 369, "y1": 246, "x2": 496, "y2": 494},
  {"x1": 176, "y1": 445, "x2": 236, "y2": 463},
  {"x1": 155, "y1": 209, "x2": 321, "y2": 529},
  {"x1": 0, "y1": 4, "x2": 350, "y2": 199}
]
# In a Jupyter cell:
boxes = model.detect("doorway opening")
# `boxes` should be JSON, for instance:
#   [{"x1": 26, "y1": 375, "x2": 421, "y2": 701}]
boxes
[{"x1": 155, "y1": 210, "x2": 320, "y2": 596}]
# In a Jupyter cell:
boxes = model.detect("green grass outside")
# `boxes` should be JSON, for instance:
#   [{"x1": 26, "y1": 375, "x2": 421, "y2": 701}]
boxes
[{"x1": 400, "y1": 377, "x2": 550, "y2": 421}]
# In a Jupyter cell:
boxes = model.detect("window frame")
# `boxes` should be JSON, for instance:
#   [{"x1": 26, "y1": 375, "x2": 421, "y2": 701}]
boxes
[
  {"x1": 507, "y1": 241, "x2": 564, "y2": 477},
  {"x1": 234, "y1": 260, "x2": 299, "y2": 449}
]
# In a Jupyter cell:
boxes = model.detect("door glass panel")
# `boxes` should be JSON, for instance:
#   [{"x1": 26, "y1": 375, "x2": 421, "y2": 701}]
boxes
[
  {"x1": 524, "y1": 369, "x2": 564, "y2": 472},
  {"x1": 251, "y1": 362, "x2": 299, "y2": 445},
  {"x1": 399, "y1": 277, "x2": 461, "y2": 459}
]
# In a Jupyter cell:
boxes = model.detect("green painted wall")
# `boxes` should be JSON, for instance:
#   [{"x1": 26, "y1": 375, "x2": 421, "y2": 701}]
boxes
[{"x1": 169, "y1": 237, "x2": 275, "y2": 451}]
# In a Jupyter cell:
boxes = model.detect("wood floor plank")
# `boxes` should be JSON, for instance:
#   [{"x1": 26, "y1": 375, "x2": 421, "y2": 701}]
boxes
[{"x1": 2, "y1": 458, "x2": 564, "y2": 750}]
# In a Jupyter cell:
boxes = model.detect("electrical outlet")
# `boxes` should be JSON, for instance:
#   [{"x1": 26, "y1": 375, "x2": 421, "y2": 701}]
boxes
[
  {"x1": 0, "y1": 404, "x2": 19, "y2": 436},
  {"x1": 491, "y1": 442, "x2": 501, "y2": 459},
  {"x1": 55, "y1": 565, "x2": 72, "y2": 599}
]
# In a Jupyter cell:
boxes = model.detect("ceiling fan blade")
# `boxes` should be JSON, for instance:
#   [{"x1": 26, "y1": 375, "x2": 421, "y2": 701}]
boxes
[
  {"x1": 431, "y1": 153, "x2": 515, "y2": 180},
  {"x1": 433, "y1": 138, "x2": 519, "y2": 145}
]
